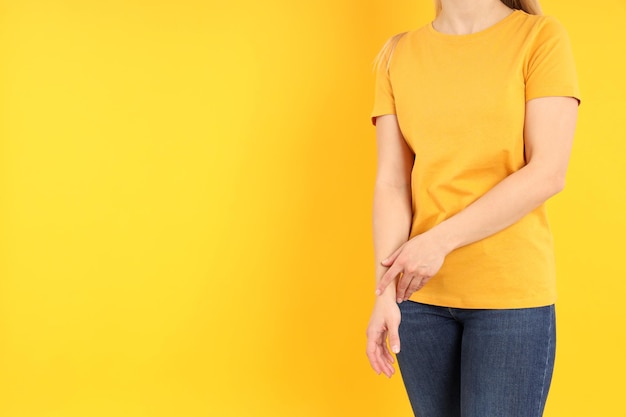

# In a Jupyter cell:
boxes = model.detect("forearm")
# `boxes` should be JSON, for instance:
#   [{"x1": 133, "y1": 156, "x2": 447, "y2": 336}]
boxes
[
  {"x1": 373, "y1": 182, "x2": 413, "y2": 299},
  {"x1": 430, "y1": 161, "x2": 565, "y2": 253}
]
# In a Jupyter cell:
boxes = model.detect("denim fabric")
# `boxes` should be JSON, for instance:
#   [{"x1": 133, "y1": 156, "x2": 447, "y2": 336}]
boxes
[{"x1": 396, "y1": 301, "x2": 556, "y2": 417}]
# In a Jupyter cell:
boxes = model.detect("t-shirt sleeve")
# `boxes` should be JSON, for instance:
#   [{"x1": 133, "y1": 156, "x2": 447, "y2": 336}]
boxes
[
  {"x1": 370, "y1": 34, "x2": 403, "y2": 126},
  {"x1": 370, "y1": 66, "x2": 395, "y2": 125},
  {"x1": 525, "y1": 16, "x2": 581, "y2": 104}
]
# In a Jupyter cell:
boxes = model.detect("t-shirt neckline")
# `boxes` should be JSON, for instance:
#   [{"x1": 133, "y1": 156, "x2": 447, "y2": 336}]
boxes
[{"x1": 427, "y1": 9, "x2": 522, "y2": 41}]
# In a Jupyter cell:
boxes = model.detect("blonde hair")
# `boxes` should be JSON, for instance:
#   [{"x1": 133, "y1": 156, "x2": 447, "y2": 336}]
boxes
[
  {"x1": 372, "y1": 32, "x2": 407, "y2": 73},
  {"x1": 434, "y1": 0, "x2": 543, "y2": 15}
]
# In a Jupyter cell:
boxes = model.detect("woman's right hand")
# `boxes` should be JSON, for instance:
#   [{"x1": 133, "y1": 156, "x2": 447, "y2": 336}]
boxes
[{"x1": 366, "y1": 295, "x2": 401, "y2": 378}]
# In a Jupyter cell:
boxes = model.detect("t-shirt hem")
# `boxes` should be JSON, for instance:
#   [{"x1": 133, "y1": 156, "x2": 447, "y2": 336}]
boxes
[
  {"x1": 409, "y1": 293, "x2": 558, "y2": 309},
  {"x1": 526, "y1": 90, "x2": 581, "y2": 105},
  {"x1": 370, "y1": 110, "x2": 396, "y2": 125}
]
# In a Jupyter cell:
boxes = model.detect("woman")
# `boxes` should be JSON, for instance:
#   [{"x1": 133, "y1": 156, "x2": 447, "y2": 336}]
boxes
[{"x1": 365, "y1": 0, "x2": 580, "y2": 416}]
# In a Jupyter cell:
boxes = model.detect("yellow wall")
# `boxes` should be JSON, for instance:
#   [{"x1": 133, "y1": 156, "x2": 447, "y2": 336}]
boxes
[{"x1": 0, "y1": 0, "x2": 623, "y2": 416}]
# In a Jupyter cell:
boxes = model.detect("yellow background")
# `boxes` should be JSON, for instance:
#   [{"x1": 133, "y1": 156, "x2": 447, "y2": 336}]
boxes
[{"x1": 0, "y1": 0, "x2": 624, "y2": 416}]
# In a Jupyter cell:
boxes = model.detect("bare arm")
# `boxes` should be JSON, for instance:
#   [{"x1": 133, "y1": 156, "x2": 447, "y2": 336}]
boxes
[
  {"x1": 366, "y1": 114, "x2": 414, "y2": 377},
  {"x1": 372, "y1": 115, "x2": 414, "y2": 297},
  {"x1": 377, "y1": 96, "x2": 579, "y2": 300}
]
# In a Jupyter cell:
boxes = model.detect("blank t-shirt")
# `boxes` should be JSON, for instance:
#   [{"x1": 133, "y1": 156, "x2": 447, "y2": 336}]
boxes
[{"x1": 370, "y1": 10, "x2": 580, "y2": 309}]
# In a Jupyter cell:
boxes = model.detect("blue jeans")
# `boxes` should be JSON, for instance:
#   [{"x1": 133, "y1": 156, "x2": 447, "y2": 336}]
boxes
[{"x1": 396, "y1": 301, "x2": 556, "y2": 417}]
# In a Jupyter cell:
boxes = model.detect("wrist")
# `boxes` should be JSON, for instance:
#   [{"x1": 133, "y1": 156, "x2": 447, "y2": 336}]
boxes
[
  {"x1": 376, "y1": 279, "x2": 397, "y2": 300},
  {"x1": 426, "y1": 221, "x2": 460, "y2": 254}
]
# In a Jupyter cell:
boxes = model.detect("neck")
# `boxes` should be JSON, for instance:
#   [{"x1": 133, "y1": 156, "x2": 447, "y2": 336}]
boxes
[{"x1": 434, "y1": 0, "x2": 513, "y2": 35}]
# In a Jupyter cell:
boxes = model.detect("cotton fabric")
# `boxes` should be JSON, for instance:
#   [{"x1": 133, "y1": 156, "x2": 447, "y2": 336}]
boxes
[{"x1": 370, "y1": 10, "x2": 580, "y2": 308}]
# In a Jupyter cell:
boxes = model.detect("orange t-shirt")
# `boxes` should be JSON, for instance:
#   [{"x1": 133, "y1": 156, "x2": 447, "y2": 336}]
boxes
[{"x1": 370, "y1": 10, "x2": 580, "y2": 308}]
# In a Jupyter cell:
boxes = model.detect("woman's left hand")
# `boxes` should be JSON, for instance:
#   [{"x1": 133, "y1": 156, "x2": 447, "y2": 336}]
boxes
[{"x1": 375, "y1": 231, "x2": 450, "y2": 302}]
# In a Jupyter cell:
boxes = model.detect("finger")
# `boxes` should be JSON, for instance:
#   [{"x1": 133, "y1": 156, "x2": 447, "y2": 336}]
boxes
[
  {"x1": 370, "y1": 351, "x2": 384, "y2": 375},
  {"x1": 387, "y1": 320, "x2": 401, "y2": 355},
  {"x1": 366, "y1": 349, "x2": 382, "y2": 375},
  {"x1": 376, "y1": 265, "x2": 402, "y2": 296},
  {"x1": 383, "y1": 345, "x2": 396, "y2": 372},
  {"x1": 383, "y1": 358, "x2": 395, "y2": 378},
  {"x1": 368, "y1": 329, "x2": 395, "y2": 377},
  {"x1": 382, "y1": 343, "x2": 395, "y2": 364},
  {"x1": 405, "y1": 275, "x2": 432, "y2": 300},
  {"x1": 366, "y1": 328, "x2": 389, "y2": 375},
  {"x1": 396, "y1": 274, "x2": 415, "y2": 302},
  {"x1": 377, "y1": 345, "x2": 394, "y2": 377},
  {"x1": 381, "y1": 245, "x2": 403, "y2": 267},
  {"x1": 379, "y1": 345, "x2": 395, "y2": 378},
  {"x1": 402, "y1": 276, "x2": 425, "y2": 301}
]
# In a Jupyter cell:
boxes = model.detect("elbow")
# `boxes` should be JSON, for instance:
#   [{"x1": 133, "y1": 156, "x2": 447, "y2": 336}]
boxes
[
  {"x1": 546, "y1": 172, "x2": 566, "y2": 197},
  {"x1": 527, "y1": 160, "x2": 567, "y2": 197}
]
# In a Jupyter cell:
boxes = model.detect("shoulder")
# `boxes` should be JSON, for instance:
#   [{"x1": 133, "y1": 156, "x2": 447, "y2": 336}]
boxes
[
  {"x1": 517, "y1": 12, "x2": 571, "y2": 40},
  {"x1": 506, "y1": 12, "x2": 574, "y2": 62},
  {"x1": 373, "y1": 26, "x2": 429, "y2": 72},
  {"x1": 373, "y1": 32, "x2": 408, "y2": 73},
  {"x1": 536, "y1": 15, "x2": 572, "y2": 44}
]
